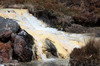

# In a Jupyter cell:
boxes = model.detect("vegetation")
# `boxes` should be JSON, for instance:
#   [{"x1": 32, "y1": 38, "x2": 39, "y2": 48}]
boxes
[
  {"x1": 70, "y1": 39, "x2": 100, "y2": 66},
  {"x1": 0, "y1": 0, "x2": 100, "y2": 33}
]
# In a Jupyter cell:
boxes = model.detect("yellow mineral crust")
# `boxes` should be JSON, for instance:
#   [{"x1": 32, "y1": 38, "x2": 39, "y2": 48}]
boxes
[{"x1": 0, "y1": 9, "x2": 86, "y2": 60}]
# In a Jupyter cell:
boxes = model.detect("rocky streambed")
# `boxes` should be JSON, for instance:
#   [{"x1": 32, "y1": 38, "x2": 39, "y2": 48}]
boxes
[{"x1": 0, "y1": 9, "x2": 99, "y2": 66}]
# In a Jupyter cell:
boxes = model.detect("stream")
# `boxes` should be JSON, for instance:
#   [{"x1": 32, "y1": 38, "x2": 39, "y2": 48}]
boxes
[{"x1": 0, "y1": 9, "x2": 92, "y2": 66}]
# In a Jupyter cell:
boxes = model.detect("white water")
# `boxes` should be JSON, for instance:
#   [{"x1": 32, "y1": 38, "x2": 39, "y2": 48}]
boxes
[{"x1": 0, "y1": 9, "x2": 90, "y2": 61}]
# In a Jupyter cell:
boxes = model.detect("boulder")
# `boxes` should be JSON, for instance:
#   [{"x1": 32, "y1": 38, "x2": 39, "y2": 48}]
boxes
[
  {"x1": 0, "y1": 17, "x2": 21, "y2": 33},
  {"x1": 12, "y1": 31, "x2": 33, "y2": 62}
]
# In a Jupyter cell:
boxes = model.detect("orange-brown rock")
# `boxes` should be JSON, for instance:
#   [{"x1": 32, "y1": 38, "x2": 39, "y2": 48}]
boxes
[{"x1": 0, "y1": 42, "x2": 12, "y2": 63}]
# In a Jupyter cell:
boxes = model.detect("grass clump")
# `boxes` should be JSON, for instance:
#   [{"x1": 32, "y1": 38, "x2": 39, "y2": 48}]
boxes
[{"x1": 70, "y1": 39, "x2": 100, "y2": 66}]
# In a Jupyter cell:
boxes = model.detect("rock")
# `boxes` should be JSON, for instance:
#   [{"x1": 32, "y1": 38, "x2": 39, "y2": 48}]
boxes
[
  {"x1": 0, "y1": 17, "x2": 21, "y2": 33},
  {"x1": 0, "y1": 42, "x2": 12, "y2": 63},
  {"x1": 45, "y1": 39, "x2": 58, "y2": 58},
  {"x1": 0, "y1": 16, "x2": 34, "y2": 62},
  {"x1": 18, "y1": 30, "x2": 34, "y2": 49},
  {"x1": 0, "y1": 29, "x2": 12, "y2": 42},
  {"x1": 12, "y1": 31, "x2": 33, "y2": 62}
]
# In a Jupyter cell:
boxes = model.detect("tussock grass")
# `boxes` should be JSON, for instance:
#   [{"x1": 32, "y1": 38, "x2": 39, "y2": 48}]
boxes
[{"x1": 70, "y1": 39, "x2": 100, "y2": 66}]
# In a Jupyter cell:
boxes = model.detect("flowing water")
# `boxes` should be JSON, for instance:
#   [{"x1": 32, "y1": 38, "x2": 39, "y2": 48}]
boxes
[{"x1": 0, "y1": 9, "x2": 90, "y2": 62}]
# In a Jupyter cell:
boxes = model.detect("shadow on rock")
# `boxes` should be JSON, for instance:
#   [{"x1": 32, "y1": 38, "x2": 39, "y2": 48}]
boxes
[{"x1": 12, "y1": 30, "x2": 34, "y2": 62}]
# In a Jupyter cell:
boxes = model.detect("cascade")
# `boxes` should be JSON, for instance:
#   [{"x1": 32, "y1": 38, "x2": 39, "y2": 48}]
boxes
[{"x1": 0, "y1": 9, "x2": 90, "y2": 61}]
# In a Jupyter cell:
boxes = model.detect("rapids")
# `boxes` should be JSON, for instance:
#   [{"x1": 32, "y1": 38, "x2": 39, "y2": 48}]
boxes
[{"x1": 0, "y1": 9, "x2": 90, "y2": 61}]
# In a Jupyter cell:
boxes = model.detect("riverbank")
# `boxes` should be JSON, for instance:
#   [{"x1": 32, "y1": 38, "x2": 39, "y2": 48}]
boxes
[{"x1": 0, "y1": 0, "x2": 100, "y2": 35}]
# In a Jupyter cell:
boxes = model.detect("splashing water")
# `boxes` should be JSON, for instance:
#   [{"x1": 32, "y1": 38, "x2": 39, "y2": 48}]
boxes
[{"x1": 0, "y1": 9, "x2": 90, "y2": 61}]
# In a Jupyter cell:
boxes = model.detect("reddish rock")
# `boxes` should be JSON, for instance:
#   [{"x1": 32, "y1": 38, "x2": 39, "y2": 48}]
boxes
[{"x1": 0, "y1": 42, "x2": 12, "y2": 63}]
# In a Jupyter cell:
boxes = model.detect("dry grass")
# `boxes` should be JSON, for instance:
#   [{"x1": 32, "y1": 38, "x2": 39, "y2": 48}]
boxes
[
  {"x1": 70, "y1": 39, "x2": 100, "y2": 66},
  {"x1": 0, "y1": 0, "x2": 81, "y2": 16}
]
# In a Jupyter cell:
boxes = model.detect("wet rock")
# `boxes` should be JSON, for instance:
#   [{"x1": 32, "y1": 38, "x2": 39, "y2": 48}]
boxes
[
  {"x1": 12, "y1": 30, "x2": 33, "y2": 62},
  {"x1": 0, "y1": 17, "x2": 21, "y2": 33},
  {"x1": 45, "y1": 39, "x2": 58, "y2": 58},
  {"x1": 69, "y1": 39, "x2": 100, "y2": 66}
]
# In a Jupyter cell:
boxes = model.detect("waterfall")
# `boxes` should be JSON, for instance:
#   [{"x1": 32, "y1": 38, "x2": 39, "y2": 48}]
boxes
[{"x1": 0, "y1": 9, "x2": 90, "y2": 61}]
